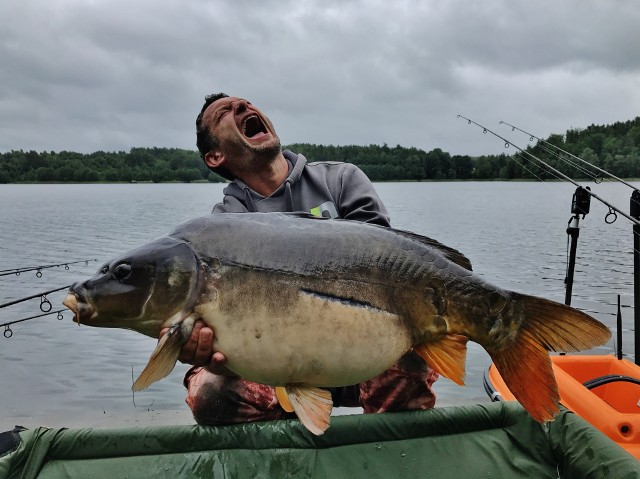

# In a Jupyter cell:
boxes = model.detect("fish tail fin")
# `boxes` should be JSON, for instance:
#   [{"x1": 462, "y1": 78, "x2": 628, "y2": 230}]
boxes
[
  {"x1": 132, "y1": 314, "x2": 196, "y2": 391},
  {"x1": 490, "y1": 294, "x2": 611, "y2": 422},
  {"x1": 414, "y1": 334, "x2": 468, "y2": 386},
  {"x1": 515, "y1": 293, "x2": 612, "y2": 353},
  {"x1": 281, "y1": 385, "x2": 333, "y2": 435},
  {"x1": 489, "y1": 330, "x2": 559, "y2": 422}
]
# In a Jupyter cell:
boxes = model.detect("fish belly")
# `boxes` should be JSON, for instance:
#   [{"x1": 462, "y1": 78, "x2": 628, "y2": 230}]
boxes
[{"x1": 201, "y1": 288, "x2": 413, "y2": 387}]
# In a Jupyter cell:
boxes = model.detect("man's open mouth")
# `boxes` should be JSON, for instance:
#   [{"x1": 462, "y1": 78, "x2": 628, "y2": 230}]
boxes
[{"x1": 242, "y1": 114, "x2": 268, "y2": 139}]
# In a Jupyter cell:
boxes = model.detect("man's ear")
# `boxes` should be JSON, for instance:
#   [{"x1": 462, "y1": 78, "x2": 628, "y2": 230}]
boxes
[{"x1": 204, "y1": 150, "x2": 226, "y2": 169}]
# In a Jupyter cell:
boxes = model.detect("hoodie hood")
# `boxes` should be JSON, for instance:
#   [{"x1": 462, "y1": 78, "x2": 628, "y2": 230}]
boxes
[{"x1": 221, "y1": 150, "x2": 307, "y2": 212}]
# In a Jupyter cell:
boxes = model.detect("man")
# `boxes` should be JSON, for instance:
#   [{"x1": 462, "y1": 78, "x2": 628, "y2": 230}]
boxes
[{"x1": 173, "y1": 93, "x2": 437, "y2": 425}]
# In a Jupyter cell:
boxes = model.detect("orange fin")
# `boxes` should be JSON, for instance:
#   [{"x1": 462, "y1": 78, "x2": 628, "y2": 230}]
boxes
[
  {"x1": 275, "y1": 386, "x2": 294, "y2": 413},
  {"x1": 414, "y1": 334, "x2": 468, "y2": 386},
  {"x1": 132, "y1": 314, "x2": 196, "y2": 391},
  {"x1": 490, "y1": 330, "x2": 559, "y2": 423},
  {"x1": 514, "y1": 293, "x2": 611, "y2": 352},
  {"x1": 489, "y1": 293, "x2": 612, "y2": 423},
  {"x1": 285, "y1": 386, "x2": 333, "y2": 435}
]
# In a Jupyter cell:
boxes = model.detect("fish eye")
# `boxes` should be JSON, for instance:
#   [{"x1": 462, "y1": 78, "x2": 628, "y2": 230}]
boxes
[{"x1": 113, "y1": 263, "x2": 132, "y2": 281}]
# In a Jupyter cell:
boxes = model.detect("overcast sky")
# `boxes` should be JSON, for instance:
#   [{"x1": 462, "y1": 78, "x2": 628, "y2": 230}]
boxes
[{"x1": 1, "y1": 0, "x2": 639, "y2": 157}]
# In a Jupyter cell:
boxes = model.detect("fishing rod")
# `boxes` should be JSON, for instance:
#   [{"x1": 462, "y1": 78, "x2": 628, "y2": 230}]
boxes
[
  {"x1": 0, "y1": 260, "x2": 97, "y2": 337},
  {"x1": 460, "y1": 114, "x2": 640, "y2": 363},
  {"x1": 499, "y1": 120, "x2": 639, "y2": 191},
  {"x1": 457, "y1": 115, "x2": 640, "y2": 228},
  {"x1": 525, "y1": 140, "x2": 602, "y2": 184},
  {"x1": 498, "y1": 124, "x2": 603, "y2": 184},
  {"x1": 0, "y1": 285, "x2": 70, "y2": 312},
  {"x1": 0, "y1": 259, "x2": 97, "y2": 278},
  {"x1": 458, "y1": 115, "x2": 596, "y2": 304},
  {"x1": 0, "y1": 285, "x2": 72, "y2": 337},
  {"x1": 1, "y1": 310, "x2": 66, "y2": 338}
]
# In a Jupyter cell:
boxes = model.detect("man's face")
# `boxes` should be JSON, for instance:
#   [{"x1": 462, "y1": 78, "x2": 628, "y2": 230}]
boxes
[{"x1": 202, "y1": 97, "x2": 281, "y2": 174}]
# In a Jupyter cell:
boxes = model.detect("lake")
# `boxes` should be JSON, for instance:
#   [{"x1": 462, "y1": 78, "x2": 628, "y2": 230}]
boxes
[{"x1": 0, "y1": 181, "x2": 636, "y2": 428}]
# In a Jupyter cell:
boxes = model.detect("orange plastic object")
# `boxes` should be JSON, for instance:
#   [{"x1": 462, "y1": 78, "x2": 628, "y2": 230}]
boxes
[{"x1": 486, "y1": 355, "x2": 640, "y2": 459}]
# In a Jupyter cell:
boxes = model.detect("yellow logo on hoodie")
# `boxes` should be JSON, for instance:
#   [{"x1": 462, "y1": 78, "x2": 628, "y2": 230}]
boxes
[{"x1": 309, "y1": 201, "x2": 338, "y2": 219}]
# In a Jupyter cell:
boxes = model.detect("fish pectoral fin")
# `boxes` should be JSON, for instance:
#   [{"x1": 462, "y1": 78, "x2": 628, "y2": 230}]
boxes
[
  {"x1": 132, "y1": 329, "x2": 182, "y2": 391},
  {"x1": 275, "y1": 386, "x2": 294, "y2": 412},
  {"x1": 284, "y1": 385, "x2": 333, "y2": 436},
  {"x1": 132, "y1": 315, "x2": 196, "y2": 391},
  {"x1": 414, "y1": 334, "x2": 468, "y2": 386}
]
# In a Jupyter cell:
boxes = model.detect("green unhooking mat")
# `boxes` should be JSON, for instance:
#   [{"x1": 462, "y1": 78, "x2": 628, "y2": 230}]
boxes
[{"x1": 1, "y1": 402, "x2": 638, "y2": 478}]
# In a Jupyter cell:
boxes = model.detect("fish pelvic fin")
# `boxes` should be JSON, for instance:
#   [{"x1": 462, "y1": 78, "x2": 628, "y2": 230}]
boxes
[
  {"x1": 414, "y1": 334, "x2": 468, "y2": 386},
  {"x1": 489, "y1": 293, "x2": 611, "y2": 423},
  {"x1": 132, "y1": 314, "x2": 197, "y2": 392},
  {"x1": 275, "y1": 386, "x2": 294, "y2": 412},
  {"x1": 284, "y1": 385, "x2": 333, "y2": 436}
]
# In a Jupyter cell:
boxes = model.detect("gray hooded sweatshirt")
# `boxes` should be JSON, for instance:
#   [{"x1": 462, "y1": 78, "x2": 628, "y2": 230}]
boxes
[
  {"x1": 212, "y1": 150, "x2": 390, "y2": 227},
  {"x1": 208, "y1": 151, "x2": 434, "y2": 407}
]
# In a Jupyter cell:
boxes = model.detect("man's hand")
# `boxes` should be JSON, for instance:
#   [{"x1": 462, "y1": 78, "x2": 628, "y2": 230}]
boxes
[{"x1": 159, "y1": 320, "x2": 235, "y2": 376}]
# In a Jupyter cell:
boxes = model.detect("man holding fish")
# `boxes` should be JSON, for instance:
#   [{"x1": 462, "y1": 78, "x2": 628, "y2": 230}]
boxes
[
  {"x1": 173, "y1": 93, "x2": 438, "y2": 425},
  {"x1": 63, "y1": 92, "x2": 610, "y2": 433}
]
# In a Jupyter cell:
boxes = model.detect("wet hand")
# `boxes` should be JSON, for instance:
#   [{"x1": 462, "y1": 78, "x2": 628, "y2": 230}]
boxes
[{"x1": 159, "y1": 321, "x2": 235, "y2": 376}]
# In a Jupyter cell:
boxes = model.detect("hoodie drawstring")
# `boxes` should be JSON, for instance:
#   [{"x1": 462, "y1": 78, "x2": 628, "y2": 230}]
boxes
[
  {"x1": 284, "y1": 181, "x2": 295, "y2": 212},
  {"x1": 243, "y1": 188, "x2": 258, "y2": 212}
]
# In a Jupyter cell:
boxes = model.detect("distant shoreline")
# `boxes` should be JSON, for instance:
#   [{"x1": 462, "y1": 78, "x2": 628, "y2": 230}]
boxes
[{"x1": 6, "y1": 178, "x2": 633, "y2": 185}]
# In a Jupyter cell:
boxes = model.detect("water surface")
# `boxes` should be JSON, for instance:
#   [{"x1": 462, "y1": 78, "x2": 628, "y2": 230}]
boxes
[{"x1": 0, "y1": 181, "x2": 635, "y2": 427}]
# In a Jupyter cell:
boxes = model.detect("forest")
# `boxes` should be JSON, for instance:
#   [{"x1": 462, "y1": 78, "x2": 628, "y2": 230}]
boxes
[{"x1": 1, "y1": 116, "x2": 639, "y2": 183}]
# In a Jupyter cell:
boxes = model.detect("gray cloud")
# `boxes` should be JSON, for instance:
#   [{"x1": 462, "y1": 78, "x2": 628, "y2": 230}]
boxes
[{"x1": 1, "y1": 0, "x2": 639, "y2": 156}]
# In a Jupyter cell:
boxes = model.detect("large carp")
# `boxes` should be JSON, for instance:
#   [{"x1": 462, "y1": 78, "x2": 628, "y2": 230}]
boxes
[{"x1": 63, "y1": 212, "x2": 610, "y2": 435}]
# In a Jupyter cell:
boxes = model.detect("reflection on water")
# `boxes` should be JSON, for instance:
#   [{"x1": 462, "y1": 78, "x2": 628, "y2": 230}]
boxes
[{"x1": 0, "y1": 181, "x2": 636, "y2": 425}]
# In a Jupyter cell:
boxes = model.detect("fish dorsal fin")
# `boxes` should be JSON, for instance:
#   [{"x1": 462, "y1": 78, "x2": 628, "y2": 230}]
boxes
[
  {"x1": 132, "y1": 314, "x2": 197, "y2": 391},
  {"x1": 284, "y1": 385, "x2": 333, "y2": 435},
  {"x1": 414, "y1": 334, "x2": 468, "y2": 386},
  {"x1": 270, "y1": 213, "x2": 472, "y2": 270},
  {"x1": 392, "y1": 230, "x2": 473, "y2": 271}
]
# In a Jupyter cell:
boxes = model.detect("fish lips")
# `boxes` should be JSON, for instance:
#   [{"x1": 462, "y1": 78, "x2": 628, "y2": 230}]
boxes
[{"x1": 63, "y1": 289, "x2": 96, "y2": 325}]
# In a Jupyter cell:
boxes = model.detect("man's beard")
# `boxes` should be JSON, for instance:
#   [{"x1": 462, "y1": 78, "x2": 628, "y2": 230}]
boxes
[
  {"x1": 251, "y1": 136, "x2": 281, "y2": 158},
  {"x1": 230, "y1": 136, "x2": 282, "y2": 173}
]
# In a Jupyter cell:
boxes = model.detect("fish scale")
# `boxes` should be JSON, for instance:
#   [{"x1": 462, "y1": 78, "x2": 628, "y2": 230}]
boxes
[{"x1": 63, "y1": 212, "x2": 611, "y2": 435}]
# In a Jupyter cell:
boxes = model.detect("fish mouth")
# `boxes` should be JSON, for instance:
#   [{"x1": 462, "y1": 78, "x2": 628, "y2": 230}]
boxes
[
  {"x1": 240, "y1": 114, "x2": 268, "y2": 140},
  {"x1": 63, "y1": 292, "x2": 95, "y2": 325}
]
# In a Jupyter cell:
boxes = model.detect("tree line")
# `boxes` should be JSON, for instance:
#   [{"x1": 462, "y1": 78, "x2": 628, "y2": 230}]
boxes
[{"x1": 1, "y1": 116, "x2": 639, "y2": 183}]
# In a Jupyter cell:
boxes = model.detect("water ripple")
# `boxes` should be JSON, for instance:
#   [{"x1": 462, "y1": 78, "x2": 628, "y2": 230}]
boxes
[{"x1": 1, "y1": 181, "x2": 637, "y2": 423}]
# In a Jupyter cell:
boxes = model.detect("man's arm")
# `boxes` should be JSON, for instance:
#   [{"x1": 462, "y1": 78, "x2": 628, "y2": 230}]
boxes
[{"x1": 335, "y1": 164, "x2": 390, "y2": 226}]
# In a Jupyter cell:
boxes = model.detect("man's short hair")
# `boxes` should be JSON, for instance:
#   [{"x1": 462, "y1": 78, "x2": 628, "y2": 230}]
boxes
[{"x1": 196, "y1": 92, "x2": 234, "y2": 180}]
